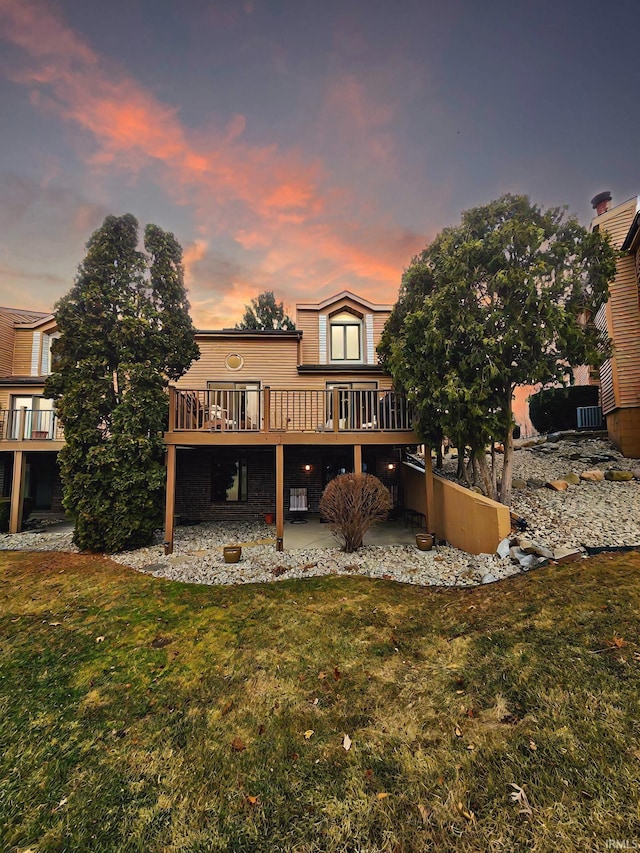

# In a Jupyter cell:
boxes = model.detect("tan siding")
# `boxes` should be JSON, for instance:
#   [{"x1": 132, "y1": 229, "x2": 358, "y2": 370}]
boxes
[
  {"x1": 175, "y1": 336, "x2": 393, "y2": 392},
  {"x1": 0, "y1": 311, "x2": 16, "y2": 377},
  {"x1": 13, "y1": 330, "x2": 35, "y2": 375},
  {"x1": 608, "y1": 255, "x2": 640, "y2": 407},
  {"x1": 296, "y1": 310, "x2": 319, "y2": 364},
  {"x1": 594, "y1": 198, "x2": 638, "y2": 249},
  {"x1": 372, "y1": 312, "x2": 390, "y2": 356}
]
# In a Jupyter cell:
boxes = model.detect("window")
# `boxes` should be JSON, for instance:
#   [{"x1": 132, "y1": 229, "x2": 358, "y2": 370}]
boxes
[
  {"x1": 211, "y1": 456, "x2": 247, "y2": 502},
  {"x1": 41, "y1": 332, "x2": 61, "y2": 375},
  {"x1": 9, "y1": 395, "x2": 56, "y2": 439},
  {"x1": 329, "y1": 311, "x2": 362, "y2": 361}
]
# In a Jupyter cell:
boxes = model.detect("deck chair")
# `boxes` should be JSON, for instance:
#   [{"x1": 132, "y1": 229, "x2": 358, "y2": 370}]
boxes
[{"x1": 289, "y1": 487, "x2": 308, "y2": 523}]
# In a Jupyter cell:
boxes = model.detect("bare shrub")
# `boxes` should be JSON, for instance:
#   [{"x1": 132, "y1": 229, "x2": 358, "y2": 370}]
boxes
[{"x1": 319, "y1": 473, "x2": 392, "y2": 553}]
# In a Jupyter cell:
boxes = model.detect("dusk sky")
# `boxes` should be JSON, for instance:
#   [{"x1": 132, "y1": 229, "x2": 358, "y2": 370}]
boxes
[{"x1": 0, "y1": 0, "x2": 638, "y2": 328}]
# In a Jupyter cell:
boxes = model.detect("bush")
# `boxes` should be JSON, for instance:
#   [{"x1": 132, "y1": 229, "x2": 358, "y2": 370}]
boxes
[
  {"x1": 319, "y1": 473, "x2": 392, "y2": 553},
  {"x1": 529, "y1": 385, "x2": 600, "y2": 435},
  {"x1": 0, "y1": 496, "x2": 34, "y2": 532}
]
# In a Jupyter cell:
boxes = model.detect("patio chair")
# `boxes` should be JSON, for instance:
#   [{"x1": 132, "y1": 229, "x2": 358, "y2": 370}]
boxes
[{"x1": 289, "y1": 487, "x2": 308, "y2": 523}]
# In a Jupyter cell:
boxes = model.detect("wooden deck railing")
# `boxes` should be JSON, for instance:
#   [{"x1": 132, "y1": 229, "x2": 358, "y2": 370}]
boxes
[
  {"x1": 170, "y1": 388, "x2": 414, "y2": 433},
  {"x1": 0, "y1": 408, "x2": 63, "y2": 441}
]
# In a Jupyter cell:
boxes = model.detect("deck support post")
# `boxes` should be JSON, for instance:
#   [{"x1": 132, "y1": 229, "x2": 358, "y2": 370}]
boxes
[
  {"x1": 353, "y1": 444, "x2": 362, "y2": 474},
  {"x1": 424, "y1": 447, "x2": 434, "y2": 535},
  {"x1": 164, "y1": 444, "x2": 176, "y2": 555},
  {"x1": 9, "y1": 450, "x2": 26, "y2": 534},
  {"x1": 276, "y1": 444, "x2": 284, "y2": 551}
]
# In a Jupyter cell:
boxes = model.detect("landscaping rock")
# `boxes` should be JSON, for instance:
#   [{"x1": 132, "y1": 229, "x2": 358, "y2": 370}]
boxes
[
  {"x1": 527, "y1": 478, "x2": 545, "y2": 489},
  {"x1": 515, "y1": 537, "x2": 554, "y2": 559},
  {"x1": 481, "y1": 572, "x2": 497, "y2": 584},
  {"x1": 553, "y1": 545, "x2": 583, "y2": 563},
  {"x1": 512, "y1": 478, "x2": 527, "y2": 490},
  {"x1": 561, "y1": 473, "x2": 580, "y2": 485},
  {"x1": 546, "y1": 480, "x2": 569, "y2": 491},
  {"x1": 580, "y1": 469, "x2": 604, "y2": 482},
  {"x1": 496, "y1": 537, "x2": 511, "y2": 559},
  {"x1": 604, "y1": 470, "x2": 634, "y2": 481}
]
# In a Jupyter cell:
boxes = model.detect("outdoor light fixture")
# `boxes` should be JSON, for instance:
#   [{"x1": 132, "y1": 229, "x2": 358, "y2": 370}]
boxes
[
  {"x1": 304, "y1": 464, "x2": 312, "y2": 472},
  {"x1": 388, "y1": 463, "x2": 396, "y2": 471}
]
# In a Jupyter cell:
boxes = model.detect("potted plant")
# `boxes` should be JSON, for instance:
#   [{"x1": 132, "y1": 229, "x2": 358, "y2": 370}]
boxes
[
  {"x1": 223, "y1": 545, "x2": 242, "y2": 563},
  {"x1": 264, "y1": 512, "x2": 275, "y2": 525},
  {"x1": 415, "y1": 533, "x2": 434, "y2": 551}
]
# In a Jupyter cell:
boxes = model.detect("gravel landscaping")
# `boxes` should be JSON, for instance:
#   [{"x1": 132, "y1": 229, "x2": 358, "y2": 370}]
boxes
[{"x1": 1, "y1": 434, "x2": 638, "y2": 588}]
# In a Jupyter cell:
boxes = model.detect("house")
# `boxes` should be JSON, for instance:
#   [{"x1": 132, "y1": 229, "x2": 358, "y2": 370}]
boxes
[
  {"x1": 587, "y1": 192, "x2": 640, "y2": 457},
  {"x1": 0, "y1": 289, "x2": 510, "y2": 554},
  {"x1": 163, "y1": 291, "x2": 423, "y2": 552},
  {"x1": 0, "y1": 307, "x2": 64, "y2": 532}
]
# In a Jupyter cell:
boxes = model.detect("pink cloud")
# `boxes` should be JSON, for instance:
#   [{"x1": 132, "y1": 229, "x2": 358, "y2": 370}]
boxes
[{"x1": 0, "y1": 0, "x2": 424, "y2": 324}]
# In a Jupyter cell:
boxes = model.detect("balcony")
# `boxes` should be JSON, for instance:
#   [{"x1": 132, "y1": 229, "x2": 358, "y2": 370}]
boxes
[
  {"x1": 0, "y1": 408, "x2": 63, "y2": 442},
  {"x1": 169, "y1": 387, "x2": 415, "y2": 436}
]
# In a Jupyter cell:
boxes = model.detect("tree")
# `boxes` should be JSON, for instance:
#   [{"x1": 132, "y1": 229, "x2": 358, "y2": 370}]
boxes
[
  {"x1": 236, "y1": 291, "x2": 295, "y2": 330},
  {"x1": 319, "y1": 473, "x2": 392, "y2": 552},
  {"x1": 379, "y1": 194, "x2": 617, "y2": 506},
  {"x1": 45, "y1": 214, "x2": 199, "y2": 552}
]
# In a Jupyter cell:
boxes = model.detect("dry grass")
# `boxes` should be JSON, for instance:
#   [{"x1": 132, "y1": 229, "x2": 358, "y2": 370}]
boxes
[{"x1": 1, "y1": 550, "x2": 640, "y2": 851}]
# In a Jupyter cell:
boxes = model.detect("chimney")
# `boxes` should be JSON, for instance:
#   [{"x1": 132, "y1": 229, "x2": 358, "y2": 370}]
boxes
[{"x1": 591, "y1": 191, "x2": 612, "y2": 216}]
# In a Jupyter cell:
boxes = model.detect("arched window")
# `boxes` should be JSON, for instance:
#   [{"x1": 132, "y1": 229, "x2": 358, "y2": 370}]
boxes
[{"x1": 329, "y1": 311, "x2": 362, "y2": 362}]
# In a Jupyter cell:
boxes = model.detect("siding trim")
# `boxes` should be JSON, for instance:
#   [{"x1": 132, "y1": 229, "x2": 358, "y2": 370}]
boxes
[
  {"x1": 30, "y1": 332, "x2": 41, "y2": 377},
  {"x1": 319, "y1": 314, "x2": 327, "y2": 364},
  {"x1": 365, "y1": 314, "x2": 374, "y2": 364},
  {"x1": 41, "y1": 333, "x2": 50, "y2": 375}
]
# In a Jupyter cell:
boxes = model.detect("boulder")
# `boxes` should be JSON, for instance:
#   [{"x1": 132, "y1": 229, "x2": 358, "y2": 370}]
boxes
[
  {"x1": 553, "y1": 545, "x2": 583, "y2": 563},
  {"x1": 481, "y1": 573, "x2": 497, "y2": 584},
  {"x1": 512, "y1": 478, "x2": 527, "y2": 490},
  {"x1": 633, "y1": 469, "x2": 640, "y2": 480},
  {"x1": 604, "y1": 470, "x2": 634, "y2": 482},
  {"x1": 580, "y1": 469, "x2": 604, "y2": 483},
  {"x1": 509, "y1": 546, "x2": 528, "y2": 562},
  {"x1": 515, "y1": 537, "x2": 554, "y2": 559},
  {"x1": 519, "y1": 554, "x2": 540, "y2": 570},
  {"x1": 496, "y1": 537, "x2": 511, "y2": 559},
  {"x1": 561, "y1": 473, "x2": 580, "y2": 485},
  {"x1": 527, "y1": 478, "x2": 545, "y2": 489},
  {"x1": 546, "y1": 480, "x2": 569, "y2": 491}
]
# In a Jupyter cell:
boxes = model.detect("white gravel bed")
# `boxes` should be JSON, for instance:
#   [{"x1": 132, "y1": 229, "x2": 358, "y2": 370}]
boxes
[{"x1": 1, "y1": 436, "x2": 637, "y2": 589}]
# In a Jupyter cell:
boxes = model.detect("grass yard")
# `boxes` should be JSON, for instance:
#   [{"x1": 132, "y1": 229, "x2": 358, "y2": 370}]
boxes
[{"x1": 1, "y1": 552, "x2": 640, "y2": 852}]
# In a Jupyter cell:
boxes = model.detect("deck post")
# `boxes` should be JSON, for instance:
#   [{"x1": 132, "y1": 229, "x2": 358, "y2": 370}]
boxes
[
  {"x1": 263, "y1": 386, "x2": 271, "y2": 432},
  {"x1": 9, "y1": 450, "x2": 26, "y2": 534},
  {"x1": 168, "y1": 386, "x2": 176, "y2": 432},
  {"x1": 164, "y1": 444, "x2": 176, "y2": 555},
  {"x1": 332, "y1": 388, "x2": 340, "y2": 432},
  {"x1": 275, "y1": 444, "x2": 284, "y2": 551},
  {"x1": 424, "y1": 447, "x2": 434, "y2": 535},
  {"x1": 353, "y1": 444, "x2": 362, "y2": 474}
]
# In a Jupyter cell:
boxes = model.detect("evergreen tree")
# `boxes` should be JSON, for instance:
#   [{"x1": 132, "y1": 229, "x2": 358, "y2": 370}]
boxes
[
  {"x1": 236, "y1": 290, "x2": 295, "y2": 330},
  {"x1": 379, "y1": 194, "x2": 617, "y2": 506},
  {"x1": 45, "y1": 214, "x2": 199, "y2": 552}
]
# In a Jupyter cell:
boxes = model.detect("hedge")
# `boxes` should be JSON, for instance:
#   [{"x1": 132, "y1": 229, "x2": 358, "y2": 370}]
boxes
[{"x1": 528, "y1": 385, "x2": 600, "y2": 435}]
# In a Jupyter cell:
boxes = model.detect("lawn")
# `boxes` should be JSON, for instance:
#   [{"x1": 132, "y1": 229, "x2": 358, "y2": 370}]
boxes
[{"x1": 1, "y1": 551, "x2": 639, "y2": 852}]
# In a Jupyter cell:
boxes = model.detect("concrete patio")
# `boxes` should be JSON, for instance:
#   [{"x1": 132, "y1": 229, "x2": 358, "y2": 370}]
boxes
[{"x1": 282, "y1": 514, "x2": 421, "y2": 549}]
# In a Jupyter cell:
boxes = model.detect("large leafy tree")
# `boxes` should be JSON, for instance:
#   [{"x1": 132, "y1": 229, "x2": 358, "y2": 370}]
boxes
[
  {"x1": 379, "y1": 194, "x2": 617, "y2": 506},
  {"x1": 45, "y1": 214, "x2": 199, "y2": 552},
  {"x1": 236, "y1": 290, "x2": 295, "y2": 330}
]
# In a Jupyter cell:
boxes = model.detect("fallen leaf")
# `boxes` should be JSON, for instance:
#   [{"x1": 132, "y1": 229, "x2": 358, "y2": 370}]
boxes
[
  {"x1": 304, "y1": 730, "x2": 314, "y2": 739},
  {"x1": 377, "y1": 792, "x2": 389, "y2": 800},
  {"x1": 95, "y1": 636, "x2": 105, "y2": 643},
  {"x1": 457, "y1": 801, "x2": 475, "y2": 822},
  {"x1": 318, "y1": 671, "x2": 326, "y2": 680},
  {"x1": 610, "y1": 636, "x2": 626, "y2": 648},
  {"x1": 508, "y1": 782, "x2": 533, "y2": 816},
  {"x1": 49, "y1": 622, "x2": 61, "y2": 627},
  {"x1": 529, "y1": 740, "x2": 537, "y2": 751},
  {"x1": 343, "y1": 733, "x2": 352, "y2": 751},
  {"x1": 466, "y1": 743, "x2": 475, "y2": 751},
  {"x1": 417, "y1": 803, "x2": 429, "y2": 826},
  {"x1": 312, "y1": 698, "x2": 319, "y2": 706},
  {"x1": 454, "y1": 726, "x2": 462, "y2": 737},
  {"x1": 247, "y1": 795, "x2": 259, "y2": 805},
  {"x1": 231, "y1": 737, "x2": 246, "y2": 752},
  {"x1": 333, "y1": 666, "x2": 341, "y2": 681}
]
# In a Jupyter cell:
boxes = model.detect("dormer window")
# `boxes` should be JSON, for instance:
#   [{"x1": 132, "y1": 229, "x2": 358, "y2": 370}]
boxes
[{"x1": 330, "y1": 311, "x2": 362, "y2": 362}]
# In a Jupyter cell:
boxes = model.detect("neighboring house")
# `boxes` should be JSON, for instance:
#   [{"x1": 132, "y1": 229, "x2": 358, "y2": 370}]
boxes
[
  {"x1": 0, "y1": 307, "x2": 64, "y2": 531},
  {"x1": 587, "y1": 192, "x2": 640, "y2": 457}
]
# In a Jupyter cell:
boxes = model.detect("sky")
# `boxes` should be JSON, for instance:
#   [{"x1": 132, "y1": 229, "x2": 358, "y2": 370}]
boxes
[{"x1": 0, "y1": 0, "x2": 638, "y2": 328}]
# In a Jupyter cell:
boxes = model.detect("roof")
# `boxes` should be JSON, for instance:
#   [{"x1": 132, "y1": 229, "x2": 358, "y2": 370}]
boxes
[
  {"x1": 196, "y1": 328, "x2": 302, "y2": 338},
  {"x1": 621, "y1": 210, "x2": 640, "y2": 252},
  {"x1": 0, "y1": 307, "x2": 51, "y2": 326},
  {"x1": 296, "y1": 290, "x2": 394, "y2": 312}
]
